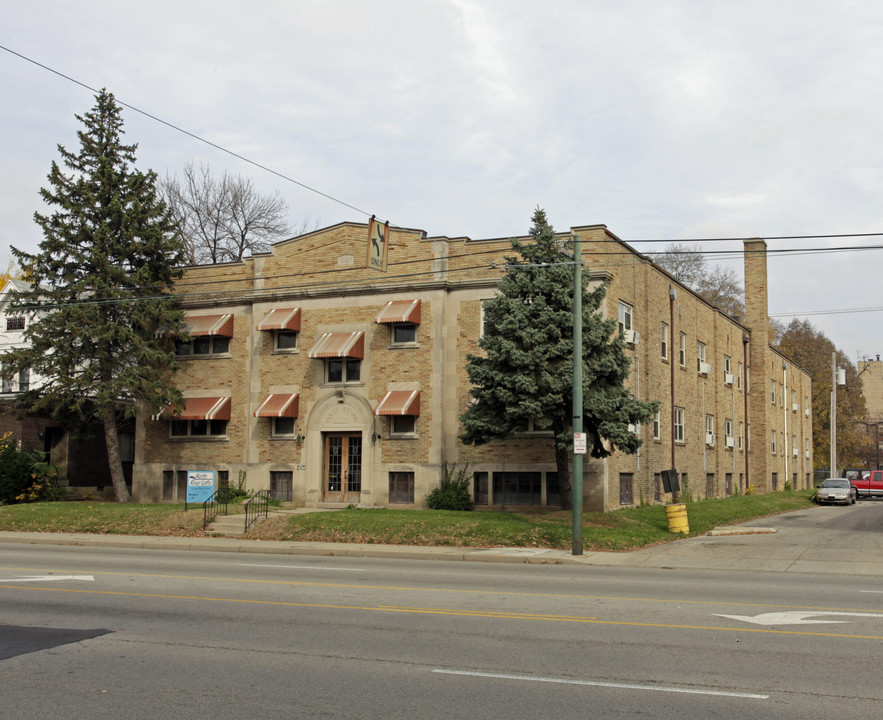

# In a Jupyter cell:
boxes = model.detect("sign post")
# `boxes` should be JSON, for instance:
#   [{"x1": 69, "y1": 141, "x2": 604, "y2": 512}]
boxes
[{"x1": 572, "y1": 233, "x2": 584, "y2": 555}]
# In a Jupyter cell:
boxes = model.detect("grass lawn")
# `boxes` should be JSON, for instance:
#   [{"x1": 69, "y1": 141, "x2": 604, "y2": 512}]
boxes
[{"x1": 0, "y1": 489, "x2": 817, "y2": 552}]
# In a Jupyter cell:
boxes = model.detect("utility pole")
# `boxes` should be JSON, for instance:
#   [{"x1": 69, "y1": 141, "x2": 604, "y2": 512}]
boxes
[
  {"x1": 572, "y1": 233, "x2": 584, "y2": 556},
  {"x1": 830, "y1": 352, "x2": 845, "y2": 476}
]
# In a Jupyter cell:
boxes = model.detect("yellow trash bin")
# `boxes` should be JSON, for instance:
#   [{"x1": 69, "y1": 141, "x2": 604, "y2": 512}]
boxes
[{"x1": 665, "y1": 503, "x2": 689, "y2": 534}]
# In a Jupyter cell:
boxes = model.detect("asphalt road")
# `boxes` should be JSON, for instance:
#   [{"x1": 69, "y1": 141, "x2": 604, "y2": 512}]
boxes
[{"x1": 2, "y1": 529, "x2": 883, "y2": 719}]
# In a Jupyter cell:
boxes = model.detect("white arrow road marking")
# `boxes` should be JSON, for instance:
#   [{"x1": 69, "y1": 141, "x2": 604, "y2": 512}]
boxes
[
  {"x1": 0, "y1": 575, "x2": 95, "y2": 583},
  {"x1": 716, "y1": 611, "x2": 883, "y2": 626}
]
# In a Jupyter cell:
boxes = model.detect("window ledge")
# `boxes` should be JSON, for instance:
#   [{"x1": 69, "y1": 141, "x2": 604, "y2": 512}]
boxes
[
  {"x1": 271, "y1": 348, "x2": 300, "y2": 356},
  {"x1": 168, "y1": 436, "x2": 229, "y2": 442},
  {"x1": 388, "y1": 433, "x2": 419, "y2": 440},
  {"x1": 176, "y1": 353, "x2": 232, "y2": 361},
  {"x1": 388, "y1": 342, "x2": 420, "y2": 350}
]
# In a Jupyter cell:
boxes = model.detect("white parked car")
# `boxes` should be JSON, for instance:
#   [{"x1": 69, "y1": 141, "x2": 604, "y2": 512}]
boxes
[{"x1": 815, "y1": 478, "x2": 857, "y2": 505}]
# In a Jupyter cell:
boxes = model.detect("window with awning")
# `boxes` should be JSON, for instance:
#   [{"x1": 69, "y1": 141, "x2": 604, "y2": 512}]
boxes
[
  {"x1": 184, "y1": 314, "x2": 234, "y2": 337},
  {"x1": 254, "y1": 393, "x2": 299, "y2": 418},
  {"x1": 167, "y1": 397, "x2": 231, "y2": 420},
  {"x1": 375, "y1": 299, "x2": 421, "y2": 325},
  {"x1": 375, "y1": 390, "x2": 420, "y2": 416},
  {"x1": 257, "y1": 308, "x2": 301, "y2": 332},
  {"x1": 308, "y1": 331, "x2": 365, "y2": 359},
  {"x1": 177, "y1": 314, "x2": 233, "y2": 356},
  {"x1": 165, "y1": 397, "x2": 231, "y2": 439}
]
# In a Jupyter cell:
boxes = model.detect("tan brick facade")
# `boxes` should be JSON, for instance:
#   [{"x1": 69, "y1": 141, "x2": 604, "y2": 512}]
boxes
[{"x1": 132, "y1": 222, "x2": 813, "y2": 509}]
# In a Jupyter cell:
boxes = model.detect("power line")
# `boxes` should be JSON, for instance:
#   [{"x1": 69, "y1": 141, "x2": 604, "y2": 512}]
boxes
[{"x1": 0, "y1": 43, "x2": 374, "y2": 220}]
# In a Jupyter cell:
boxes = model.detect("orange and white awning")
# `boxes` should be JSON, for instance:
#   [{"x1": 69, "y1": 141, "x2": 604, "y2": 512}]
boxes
[
  {"x1": 184, "y1": 314, "x2": 234, "y2": 337},
  {"x1": 166, "y1": 397, "x2": 231, "y2": 420},
  {"x1": 254, "y1": 393, "x2": 299, "y2": 418},
  {"x1": 374, "y1": 390, "x2": 421, "y2": 416},
  {"x1": 307, "y1": 331, "x2": 365, "y2": 359},
  {"x1": 257, "y1": 308, "x2": 301, "y2": 332},
  {"x1": 375, "y1": 299, "x2": 421, "y2": 325}
]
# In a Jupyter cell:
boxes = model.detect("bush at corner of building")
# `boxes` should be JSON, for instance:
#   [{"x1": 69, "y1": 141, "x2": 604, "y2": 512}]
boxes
[
  {"x1": 0, "y1": 433, "x2": 64, "y2": 505},
  {"x1": 426, "y1": 463, "x2": 473, "y2": 511}
]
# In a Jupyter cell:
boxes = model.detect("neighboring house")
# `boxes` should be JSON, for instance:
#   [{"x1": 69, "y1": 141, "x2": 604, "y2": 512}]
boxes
[
  {"x1": 857, "y1": 356, "x2": 883, "y2": 469},
  {"x1": 0, "y1": 279, "x2": 134, "y2": 495},
  {"x1": 132, "y1": 223, "x2": 812, "y2": 510}
]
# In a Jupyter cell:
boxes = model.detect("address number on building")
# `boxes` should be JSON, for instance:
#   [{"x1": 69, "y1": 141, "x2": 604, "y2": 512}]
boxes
[{"x1": 573, "y1": 432, "x2": 587, "y2": 455}]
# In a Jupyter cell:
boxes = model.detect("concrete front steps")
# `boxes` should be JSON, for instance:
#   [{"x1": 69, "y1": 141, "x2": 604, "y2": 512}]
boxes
[{"x1": 206, "y1": 507, "x2": 341, "y2": 537}]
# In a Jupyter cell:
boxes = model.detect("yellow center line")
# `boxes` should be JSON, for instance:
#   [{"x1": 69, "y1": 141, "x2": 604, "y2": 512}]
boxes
[
  {"x1": 0, "y1": 565, "x2": 875, "y2": 614},
  {"x1": 1, "y1": 585, "x2": 882, "y2": 640}
]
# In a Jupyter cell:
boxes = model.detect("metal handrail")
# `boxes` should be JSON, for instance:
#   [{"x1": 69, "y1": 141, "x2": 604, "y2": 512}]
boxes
[
  {"x1": 203, "y1": 487, "x2": 232, "y2": 529},
  {"x1": 243, "y1": 489, "x2": 271, "y2": 533}
]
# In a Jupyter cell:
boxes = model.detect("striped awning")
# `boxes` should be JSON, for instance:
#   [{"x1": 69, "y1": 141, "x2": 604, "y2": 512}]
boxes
[
  {"x1": 257, "y1": 308, "x2": 301, "y2": 332},
  {"x1": 254, "y1": 393, "x2": 299, "y2": 418},
  {"x1": 307, "y1": 331, "x2": 365, "y2": 359},
  {"x1": 184, "y1": 314, "x2": 234, "y2": 337},
  {"x1": 374, "y1": 390, "x2": 421, "y2": 416},
  {"x1": 167, "y1": 397, "x2": 231, "y2": 421},
  {"x1": 375, "y1": 299, "x2": 421, "y2": 325}
]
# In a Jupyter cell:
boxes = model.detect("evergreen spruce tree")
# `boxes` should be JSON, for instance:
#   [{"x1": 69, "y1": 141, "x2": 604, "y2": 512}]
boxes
[
  {"x1": 5, "y1": 90, "x2": 186, "y2": 502},
  {"x1": 460, "y1": 209, "x2": 657, "y2": 509}
]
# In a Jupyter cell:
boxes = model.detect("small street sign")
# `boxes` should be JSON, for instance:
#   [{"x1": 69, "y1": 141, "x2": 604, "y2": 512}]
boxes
[{"x1": 574, "y1": 432, "x2": 587, "y2": 455}]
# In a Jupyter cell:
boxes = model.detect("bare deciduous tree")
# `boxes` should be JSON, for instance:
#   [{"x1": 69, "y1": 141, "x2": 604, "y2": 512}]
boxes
[
  {"x1": 655, "y1": 242, "x2": 745, "y2": 320},
  {"x1": 162, "y1": 163, "x2": 297, "y2": 264}
]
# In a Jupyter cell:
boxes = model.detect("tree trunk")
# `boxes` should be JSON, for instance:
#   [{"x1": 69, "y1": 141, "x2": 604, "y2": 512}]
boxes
[
  {"x1": 102, "y1": 405, "x2": 132, "y2": 503},
  {"x1": 556, "y1": 443, "x2": 573, "y2": 511}
]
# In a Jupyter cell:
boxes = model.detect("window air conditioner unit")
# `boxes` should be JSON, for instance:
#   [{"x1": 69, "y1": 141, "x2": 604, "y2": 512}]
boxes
[
  {"x1": 793, "y1": 448, "x2": 799, "y2": 457},
  {"x1": 724, "y1": 373, "x2": 736, "y2": 385},
  {"x1": 792, "y1": 403, "x2": 800, "y2": 412},
  {"x1": 725, "y1": 436, "x2": 736, "y2": 448},
  {"x1": 699, "y1": 362, "x2": 712, "y2": 376},
  {"x1": 705, "y1": 432, "x2": 715, "y2": 446},
  {"x1": 627, "y1": 423, "x2": 638, "y2": 434},
  {"x1": 623, "y1": 329, "x2": 639, "y2": 345},
  {"x1": 805, "y1": 408, "x2": 810, "y2": 417},
  {"x1": 805, "y1": 450, "x2": 810, "y2": 458}
]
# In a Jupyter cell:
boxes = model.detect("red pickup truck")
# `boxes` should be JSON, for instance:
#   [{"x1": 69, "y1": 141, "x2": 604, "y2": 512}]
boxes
[{"x1": 849, "y1": 470, "x2": 883, "y2": 499}]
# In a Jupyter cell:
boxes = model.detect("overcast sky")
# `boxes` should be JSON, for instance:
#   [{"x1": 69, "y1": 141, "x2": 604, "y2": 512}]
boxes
[{"x1": 3, "y1": 1, "x2": 882, "y2": 364}]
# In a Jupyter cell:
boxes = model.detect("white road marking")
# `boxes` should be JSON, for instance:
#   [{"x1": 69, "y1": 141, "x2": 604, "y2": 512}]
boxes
[
  {"x1": 716, "y1": 611, "x2": 883, "y2": 626},
  {"x1": 431, "y1": 669, "x2": 768, "y2": 699},
  {"x1": 238, "y1": 564, "x2": 362, "y2": 571},
  {"x1": 0, "y1": 575, "x2": 95, "y2": 583}
]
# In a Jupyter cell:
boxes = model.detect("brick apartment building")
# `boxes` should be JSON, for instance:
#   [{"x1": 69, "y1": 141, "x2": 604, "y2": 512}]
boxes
[{"x1": 132, "y1": 222, "x2": 813, "y2": 510}]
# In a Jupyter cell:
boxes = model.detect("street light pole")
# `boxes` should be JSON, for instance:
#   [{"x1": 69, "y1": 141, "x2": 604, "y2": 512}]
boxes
[{"x1": 572, "y1": 233, "x2": 583, "y2": 556}]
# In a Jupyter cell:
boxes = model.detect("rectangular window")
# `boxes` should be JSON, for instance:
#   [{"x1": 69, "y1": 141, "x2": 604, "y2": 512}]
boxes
[
  {"x1": 738, "y1": 421, "x2": 744, "y2": 450},
  {"x1": 619, "y1": 473, "x2": 634, "y2": 505},
  {"x1": 270, "y1": 471, "x2": 293, "y2": 501},
  {"x1": 725, "y1": 473, "x2": 733, "y2": 496},
  {"x1": 772, "y1": 473, "x2": 779, "y2": 492},
  {"x1": 792, "y1": 434, "x2": 798, "y2": 456},
  {"x1": 176, "y1": 336, "x2": 230, "y2": 356},
  {"x1": 273, "y1": 417, "x2": 295, "y2": 436},
  {"x1": 653, "y1": 472, "x2": 662, "y2": 502},
  {"x1": 724, "y1": 355, "x2": 731, "y2": 375},
  {"x1": 705, "y1": 414, "x2": 714, "y2": 434},
  {"x1": 546, "y1": 472, "x2": 561, "y2": 506},
  {"x1": 170, "y1": 419, "x2": 228, "y2": 438},
  {"x1": 392, "y1": 324, "x2": 417, "y2": 344},
  {"x1": 674, "y1": 407, "x2": 685, "y2": 443},
  {"x1": 17, "y1": 368, "x2": 29, "y2": 392},
  {"x1": 696, "y1": 341, "x2": 706, "y2": 372},
  {"x1": 725, "y1": 418, "x2": 733, "y2": 446},
  {"x1": 770, "y1": 379, "x2": 776, "y2": 404},
  {"x1": 274, "y1": 330, "x2": 298, "y2": 351},
  {"x1": 737, "y1": 362, "x2": 743, "y2": 389},
  {"x1": 327, "y1": 358, "x2": 361, "y2": 383},
  {"x1": 5, "y1": 316, "x2": 24, "y2": 331},
  {"x1": 473, "y1": 472, "x2": 489, "y2": 505},
  {"x1": 618, "y1": 302, "x2": 633, "y2": 334},
  {"x1": 391, "y1": 415, "x2": 416, "y2": 435},
  {"x1": 217, "y1": 470, "x2": 229, "y2": 488},
  {"x1": 162, "y1": 470, "x2": 174, "y2": 500},
  {"x1": 771, "y1": 429, "x2": 777, "y2": 454},
  {"x1": 176, "y1": 470, "x2": 187, "y2": 500},
  {"x1": 492, "y1": 471, "x2": 541, "y2": 505},
  {"x1": 679, "y1": 333, "x2": 686, "y2": 367},
  {"x1": 706, "y1": 473, "x2": 715, "y2": 499},
  {"x1": 661, "y1": 322, "x2": 669, "y2": 360},
  {"x1": 389, "y1": 471, "x2": 415, "y2": 504},
  {"x1": 653, "y1": 410, "x2": 661, "y2": 440}
]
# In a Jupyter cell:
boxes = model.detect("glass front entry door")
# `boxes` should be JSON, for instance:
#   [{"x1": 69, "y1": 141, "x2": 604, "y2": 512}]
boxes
[{"x1": 324, "y1": 433, "x2": 362, "y2": 503}]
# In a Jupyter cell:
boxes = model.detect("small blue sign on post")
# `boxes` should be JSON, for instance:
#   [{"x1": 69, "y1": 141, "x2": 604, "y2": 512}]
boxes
[{"x1": 186, "y1": 470, "x2": 216, "y2": 507}]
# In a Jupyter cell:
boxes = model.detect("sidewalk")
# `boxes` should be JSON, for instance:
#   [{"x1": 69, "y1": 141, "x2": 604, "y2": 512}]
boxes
[{"x1": 2, "y1": 508, "x2": 882, "y2": 575}]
